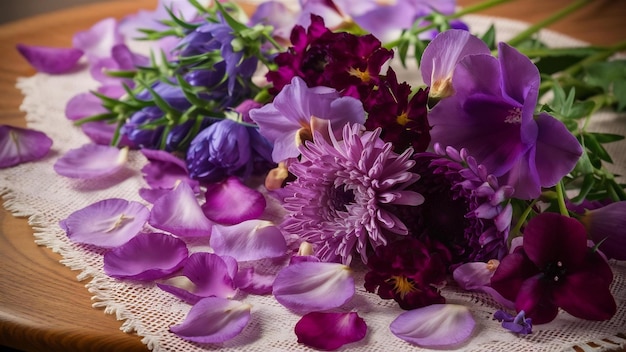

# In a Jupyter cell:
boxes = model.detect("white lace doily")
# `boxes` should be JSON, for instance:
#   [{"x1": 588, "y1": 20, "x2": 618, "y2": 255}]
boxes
[{"x1": 2, "y1": 14, "x2": 626, "y2": 352}]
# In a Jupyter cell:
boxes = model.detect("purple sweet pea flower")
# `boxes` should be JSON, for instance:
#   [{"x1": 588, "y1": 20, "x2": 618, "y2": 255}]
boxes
[
  {"x1": 494, "y1": 310, "x2": 532, "y2": 335},
  {"x1": 491, "y1": 213, "x2": 617, "y2": 324},
  {"x1": 428, "y1": 41, "x2": 582, "y2": 199},
  {"x1": 0, "y1": 125, "x2": 53, "y2": 168}
]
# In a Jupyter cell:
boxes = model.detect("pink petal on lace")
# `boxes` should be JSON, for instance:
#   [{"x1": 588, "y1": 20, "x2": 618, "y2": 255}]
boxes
[
  {"x1": 60, "y1": 198, "x2": 149, "y2": 248},
  {"x1": 72, "y1": 17, "x2": 124, "y2": 59},
  {"x1": 210, "y1": 220, "x2": 287, "y2": 262},
  {"x1": 149, "y1": 182, "x2": 213, "y2": 237},
  {"x1": 65, "y1": 92, "x2": 107, "y2": 121},
  {"x1": 234, "y1": 267, "x2": 275, "y2": 295},
  {"x1": 202, "y1": 176, "x2": 266, "y2": 225},
  {"x1": 273, "y1": 261, "x2": 354, "y2": 313},
  {"x1": 141, "y1": 149, "x2": 199, "y2": 191},
  {"x1": 0, "y1": 125, "x2": 53, "y2": 168},
  {"x1": 295, "y1": 311, "x2": 367, "y2": 350},
  {"x1": 103, "y1": 232, "x2": 188, "y2": 281},
  {"x1": 157, "y1": 252, "x2": 238, "y2": 304},
  {"x1": 390, "y1": 304, "x2": 476, "y2": 348},
  {"x1": 53, "y1": 144, "x2": 128, "y2": 179},
  {"x1": 16, "y1": 44, "x2": 83, "y2": 74},
  {"x1": 170, "y1": 297, "x2": 251, "y2": 343}
]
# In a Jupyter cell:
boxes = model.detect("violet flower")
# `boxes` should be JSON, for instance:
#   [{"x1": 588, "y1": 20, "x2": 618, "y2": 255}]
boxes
[
  {"x1": 280, "y1": 123, "x2": 423, "y2": 264},
  {"x1": 428, "y1": 40, "x2": 582, "y2": 199},
  {"x1": 578, "y1": 201, "x2": 626, "y2": 260},
  {"x1": 494, "y1": 310, "x2": 532, "y2": 335},
  {"x1": 0, "y1": 125, "x2": 52, "y2": 168},
  {"x1": 185, "y1": 119, "x2": 274, "y2": 183},
  {"x1": 490, "y1": 213, "x2": 616, "y2": 324}
]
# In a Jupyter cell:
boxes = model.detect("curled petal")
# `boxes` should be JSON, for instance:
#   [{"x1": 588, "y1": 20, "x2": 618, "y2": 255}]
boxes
[
  {"x1": 141, "y1": 148, "x2": 199, "y2": 191},
  {"x1": 453, "y1": 261, "x2": 496, "y2": 290},
  {"x1": 273, "y1": 261, "x2": 354, "y2": 313},
  {"x1": 0, "y1": 125, "x2": 53, "y2": 168},
  {"x1": 16, "y1": 44, "x2": 83, "y2": 74},
  {"x1": 103, "y1": 232, "x2": 188, "y2": 281},
  {"x1": 170, "y1": 297, "x2": 251, "y2": 344},
  {"x1": 202, "y1": 176, "x2": 266, "y2": 225},
  {"x1": 295, "y1": 311, "x2": 367, "y2": 350},
  {"x1": 60, "y1": 198, "x2": 149, "y2": 248},
  {"x1": 53, "y1": 144, "x2": 127, "y2": 179},
  {"x1": 390, "y1": 304, "x2": 475, "y2": 348},
  {"x1": 149, "y1": 182, "x2": 213, "y2": 237},
  {"x1": 210, "y1": 220, "x2": 287, "y2": 262},
  {"x1": 234, "y1": 267, "x2": 275, "y2": 295}
]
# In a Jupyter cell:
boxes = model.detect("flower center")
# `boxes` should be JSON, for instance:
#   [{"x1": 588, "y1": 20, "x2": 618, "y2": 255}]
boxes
[
  {"x1": 328, "y1": 186, "x2": 355, "y2": 212},
  {"x1": 396, "y1": 111, "x2": 409, "y2": 126},
  {"x1": 543, "y1": 260, "x2": 567, "y2": 283},
  {"x1": 387, "y1": 275, "x2": 418, "y2": 299},
  {"x1": 348, "y1": 67, "x2": 371, "y2": 83},
  {"x1": 504, "y1": 107, "x2": 522, "y2": 124}
]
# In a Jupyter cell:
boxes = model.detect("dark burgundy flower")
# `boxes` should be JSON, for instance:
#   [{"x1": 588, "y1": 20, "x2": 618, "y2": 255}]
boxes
[
  {"x1": 364, "y1": 237, "x2": 451, "y2": 310},
  {"x1": 491, "y1": 213, "x2": 616, "y2": 324}
]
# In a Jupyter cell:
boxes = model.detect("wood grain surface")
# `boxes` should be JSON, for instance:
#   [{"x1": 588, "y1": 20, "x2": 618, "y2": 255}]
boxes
[{"x1": 0, "y1": 0, "x2": 624, "y2": 351}]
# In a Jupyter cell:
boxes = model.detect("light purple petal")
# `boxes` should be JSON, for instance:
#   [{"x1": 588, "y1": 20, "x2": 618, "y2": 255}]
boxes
[
  {"x1": 72, "y1": 17, "x2": 124, "y2": 59},
  {"x1": 65, "y1": 92, "x2": 107, "y2": 121},
  {"x1": 0, "y1": 125, "x2": 52, "y2": 168},
  {"x1": 53, "y1": 144, "x2": 128, "y2": 179},
  {"x1": 390, "y1": 304, "x2": 476, "y2": 348},
  {"x1": 170, "y1": 297, "x2": 251, "y2": 343},
  {"x1": 141, "y1": 148, "x2": 199, "y2": 191},
  {"x1": 452, "y1": 261, "x2": 496, "y2": 290},
  {"x1": 272, "y1": 261, "x2": 354, "y2": 313},
  {"x1": 157, "y1": 252, "x2": 237, "y2": 304},
  {"x1": 234, "y1": 267, "x2": 275, "y2": 295},
  {"x1": 61, "y1": 198, "x2": 149, "y2": 248},
  {"x1": 16, "y1": 44, "x2": 83, "y2": 74},
  {"x1": 210, "y1": 220, "x2": 287, "y2": 262},
  {"x1": 295, "y1": 311, "x2": 367, "y2": 350},
  {"x1": 80, "y1": 121, "x2": 134, "y2": 147},
  {"x1": 103, "y1": 232, "x2": 188, "y2": 281},
  {"x1": 202, "y1": 176, "x2": 266, "y2": 225},
  {"x1": 149, "y1": 182, "x2": 213, "y2": 237}
]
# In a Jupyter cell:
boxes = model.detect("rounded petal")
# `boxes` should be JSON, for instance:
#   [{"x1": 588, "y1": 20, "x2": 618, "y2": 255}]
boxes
[
  {"x1": 273, "y1": 261, "x2": 354, "y2": 313},
  {"x1": 490, "y1": 251, "x2": 539, "y2": 302},
  {"x1": 65, "y1": 92, "x2": 107, "y2": 121},
  {"x1": 149, "y1": 182, "x2": 213, "y2": 237},
  {"x1": 103, "y1": 232, "x2": 188, "y2": 281},
  {"x1": 53, "y1": 144, "x2": 128, "y2": 179},
  {"x1": 295, "y1": 312, "x2": 367, "y2": 350},
  {"x1": 453, "y1": 261, "x2": 494, "y2": 290},
  {"x1": 515, "y1": 276, "x2": 559, "y2": 324},
  {"x1": 61, "y1": 198, "x2": 149, "y2": 248},
  {"x1": 0, "y1": 125, "x2": 53, "y2": 168},
  {"x1": 16, "y1": 44, "x2": 83, "y2": 74},
  {"x1": 201, "y1": 176, "x2": 266, "y2": 225},
  {"x1": 210, "y1": 220, "x2": 287, "y2": 262},
  {"x1": 72, "y1": 17, "x2": 124, "y2": 59},
  {"x1": 169, "y1": 297, "x2": 251, "y2": 344},
  {"x1": 390, "y1": 304, "x2": 475, "y2": 347}
]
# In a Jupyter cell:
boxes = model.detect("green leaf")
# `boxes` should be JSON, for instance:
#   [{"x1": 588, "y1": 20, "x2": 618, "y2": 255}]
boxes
[
  {"x1": 614, "y1": 79, "x2": 626, "y2": 111},
  {"x1": 582, "y1": 132, "x2": 613, "y2": 163},
  {"x1": 570, "y1": 173, "x2": 596, "y2": 203},
  {"x1": 589, "y1": 132, "x2": 625, "y2": 144},
  {"x1": 214, "y1": 0, "x2": 248, "y2": 33},
  {"x1": 480, "y1": 24, "x2": 496, "y2": 50}
]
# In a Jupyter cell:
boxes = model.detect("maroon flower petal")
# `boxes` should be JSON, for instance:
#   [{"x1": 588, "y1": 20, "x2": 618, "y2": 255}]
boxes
[
  {"x1": 490, "y1": 251, "x2": 539, "y2": 302},
  {"x1": 16, "y1": 44, "x2": 83, "y2": 74},
  {"x1": 514, "y1": 276, "x2": 559, "y2": 324},
  {"x1": 0, "y1": 125, "x2": 53, "y2": 168},
  {"x1": 295, "y1": 311, "x2": 367, "y2": 350},
  {"x1": 103, "y1": 232, "x2": 188, "y2": 281}
]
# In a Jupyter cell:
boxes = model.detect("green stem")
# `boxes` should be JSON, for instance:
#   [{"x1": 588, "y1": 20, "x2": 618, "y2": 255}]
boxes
[
  {"x1": 555, "y1": 181, "x2": 570, "y2": 217},
  {"x1": 563, "y1": 40, "x2": 626, "y2": 76},
  {"x1": 510, "y1": 199, "x2": 538, "y2": 241},
  {"x1": 507, "y1": 0, "x2": 592, "y2": 47}
]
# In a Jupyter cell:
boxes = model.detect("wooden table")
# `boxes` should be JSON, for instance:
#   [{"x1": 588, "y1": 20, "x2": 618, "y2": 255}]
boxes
[{"x1": 0, "y1": 0, "x2": 624, "y2": 351}]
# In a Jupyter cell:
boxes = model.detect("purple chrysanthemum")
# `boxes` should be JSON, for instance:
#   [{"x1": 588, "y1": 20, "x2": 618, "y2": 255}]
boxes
[
  {"x1": 280, "y1": 123, "x2": 424, "y2": 265},
  {"x1": 404, "y1": 144, "x2": 514, "y2": 265}
]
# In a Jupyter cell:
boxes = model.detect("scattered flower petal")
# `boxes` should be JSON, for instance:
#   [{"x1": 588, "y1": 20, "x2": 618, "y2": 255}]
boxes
[
  {"x1": 273, "y1": 261, "x2": 354, "y2": 313},
  {"x1": 16, "y1": 44, "x2": 83, "y2": 74},
  {"x1": 390, "y1": 304, "x2": 475, "y2": 348},
  {"x1": 494, "y1": 310, "x2": 532, "y2": 335},
  {"x1": 170, "y1": 297, "x2": 251, "y2": 343},
  {"x1": 202, "y1": 176, "x2": 266, "y2": 225},
  {"x1": 53, "y1": 144, "x2": 128, "y2": 179},
  {"x1": 149, "y1": 182, "x2": 213, "y2": 237},
  {"x1": 60, "y1": 198, "x2": 149, "y2": 248},
  {"x1": 103, "y1": 232, "x2": 188, "y2": 281},
  {"x1": 234, "y1": 267, "x2": 275, "y2": 295},
  {"x1": 210, "y1": 220, "x2": 287, "y2": 262},
  {"x1": 295, "y1": 311, "x2": 367, "y2": 351},
  {"x1": 0, "y1": 125, "x2": 53, "y2": 168},
  {"x1": 72, "y1": 17, "x2": 124, "y2": 59}
]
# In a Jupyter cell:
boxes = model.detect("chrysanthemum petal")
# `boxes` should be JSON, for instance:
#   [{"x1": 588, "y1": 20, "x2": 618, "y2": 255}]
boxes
[
  {"x1": 157, "y1": 252, "x2": 237, "y2": 304},
  {"x1": 53, "y1": 144, "x2": 127, "y2": 179},
  {"x1": 295, "y1": 311, "x2": 367, "y2": 350},
  {"x1": 210, "y1": 220, "x2": 287, "y2": 262},
  {"x1": 60, "y1": 198, "x2": 149, "y2": 248},
  {"x1": 273, "y1": 261, "x2": 354, "y2": 313},
  {"x1": 0, "y1": 125, "x2": 53, "y2": 168},
  {"x1": 149, "y1": 182, "x2": 213, "y2": 238},
  {"x1": 16, "y1": 44, "x2": 83, "y2": 74},
  {"x1": 202, "y1": 176, "x2": 266, "y2": 225},
  {"x1": 390, "y1": 304, "x2": 475, "y2": 347},
  {"x1": 169, "y1": 297, "x2": 251, "y2": 343},
  {"x1": 103, "y1": 232, "x2": 188, "y2": 281}
]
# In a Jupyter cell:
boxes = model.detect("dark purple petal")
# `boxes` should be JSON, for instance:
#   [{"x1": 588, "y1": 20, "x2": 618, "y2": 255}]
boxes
[
  {"x1": 103, "y1": 232, "x2": 188, "y2": 281},
  {"x1": 390, "y1": 304, "x2": 475, "y2": 347},
  {"x1": 498, "y1": 42, "x2": 540, "y2": 106},
  {"x1": 583, "y1": 201, "x2": 626, "y2": 259},
  {"x1": 53, "y1": 144, "x2": 128, "y2": 179},
  {"x1": 514, "y1": 276, "x2": 559, "y2": 324},
  {"x1": 0, "y1": 125, "x2": 52, "y2": 168},
  {"x1": 149, "y1": 182, "x2": 213, "y2": 238},
  {"x1": 16, "y1": 44, "x2": 83, "y2": 74},
  {"x1": 490, "y1": 251, "x2": 539, "y2": 302},
  {"x1": 61, "y1": 198, "x2": 149, "y2": 248},
  {"x1": 169, "y1": 297, "x2": 251, "y2": 343},
  {"x1": 295, "y1": 311, "x2": 367, "y2": 350},
  {"x1": 202, "y1": 176, "x2": 266, "y2": 225},
  {"x1": 210, "y1": 220, "x2": 287, "y2": 262}
]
